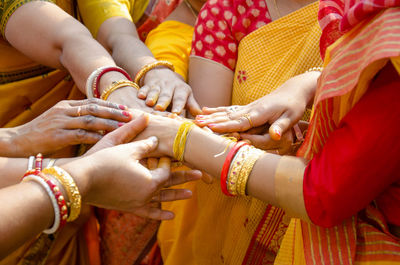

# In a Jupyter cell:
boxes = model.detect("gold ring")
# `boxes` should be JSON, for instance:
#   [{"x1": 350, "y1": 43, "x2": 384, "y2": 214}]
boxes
[
  {"x1": 243, "y1": 113, "x2": 254, "y2": 127},
  {"x1": 77, "y1": 106, "x2": 82, "y2": 117}
]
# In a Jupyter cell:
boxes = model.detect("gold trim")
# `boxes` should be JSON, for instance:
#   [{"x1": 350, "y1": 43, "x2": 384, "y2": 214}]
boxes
[{"x1": 274, "y1": 156, "x2": 310, "y2": 222}]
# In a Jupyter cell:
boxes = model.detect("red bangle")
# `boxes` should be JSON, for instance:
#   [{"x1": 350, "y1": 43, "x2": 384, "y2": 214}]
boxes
[
  {"x1": 93, "y1": 67, "x2": 132, "y2": 98},
  {"x1": 40, "y1": 173, "x2": 68, "y2": 228},
  {"x1": 35, "y1": 153, "x2": 43, "y2": 173},
  {"x1": 220, "y1": 141, "x2": 249, "y2": 196}
]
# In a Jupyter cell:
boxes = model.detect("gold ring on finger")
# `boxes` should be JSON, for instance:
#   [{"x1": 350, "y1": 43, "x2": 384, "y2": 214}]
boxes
[{"x1": 77, "y1": 106, "x2": 82, "y2": 117}]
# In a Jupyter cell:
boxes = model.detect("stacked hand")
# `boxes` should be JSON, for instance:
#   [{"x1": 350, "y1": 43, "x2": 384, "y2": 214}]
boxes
[{"x1": 63, "y1": 113, "x2": 201, "y2": 220}]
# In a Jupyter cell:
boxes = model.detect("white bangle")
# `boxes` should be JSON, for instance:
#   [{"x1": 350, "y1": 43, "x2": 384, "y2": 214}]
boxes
[
  {"x1": 22, "y1": 175, "x2": 60, "y2": 234},
  {"x1": 27, "y1": 156, "x2": 35, "y2": 171},
  {"x1": 85, "y1": 66, "x2": 111, "y2": 99}
]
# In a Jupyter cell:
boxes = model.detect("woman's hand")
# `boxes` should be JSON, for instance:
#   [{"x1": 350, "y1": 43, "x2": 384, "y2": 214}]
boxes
[
  {"x1": 10, "y1": 99, "x2": 133, "y2": 157},
  {"x1": 195, "y1": 72, "x2": 319, "y2": 140},
  {"x1": 64, "y1": 114, "x2": 200, "y2": 220},
  {"x1": 138, "y1": 68, "x2": 201, "y2": 116}
]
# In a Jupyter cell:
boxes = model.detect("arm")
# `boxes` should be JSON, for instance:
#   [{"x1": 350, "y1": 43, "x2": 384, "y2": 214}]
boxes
[
  {"x1": 79, "y1": 0, "x2": 201, "y2": 114},
  {"x1": 139, "y1": 63, "x2": 400, "y2": 226},
  {"x1": 4, "y1": 1, "x2": 128, "y2": 95},
  {"x1": 0, "y1": 115, "x2": 200, "y2": 258}
]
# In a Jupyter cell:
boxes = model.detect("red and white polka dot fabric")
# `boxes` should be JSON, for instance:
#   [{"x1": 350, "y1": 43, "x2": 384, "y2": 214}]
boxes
[{"x1": 191, "y1": 0, "x2": 272, "y2": 70}]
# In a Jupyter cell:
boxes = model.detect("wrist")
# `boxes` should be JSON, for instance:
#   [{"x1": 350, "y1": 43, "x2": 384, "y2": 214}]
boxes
[{"x1": 0, "y1": 127, "x2": 24, "y2": 156}]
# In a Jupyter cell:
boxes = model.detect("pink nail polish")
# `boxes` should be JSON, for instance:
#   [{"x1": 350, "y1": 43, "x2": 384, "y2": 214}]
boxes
[
  {"x1": 118, "y1": 122, "x2": 125, "y2": 127},
  {"x1": 197, "y1": 115, "x2": 205, "y2": 119},
  {"x1": 118, "y1": 104, "x2": 127, "y2": 110},
  {"x1": 122, "y1": 111, "x2": 131, "y2": 117},
  {"x1": 197, "y1": 120, "x2": 205, "y2": 124}
]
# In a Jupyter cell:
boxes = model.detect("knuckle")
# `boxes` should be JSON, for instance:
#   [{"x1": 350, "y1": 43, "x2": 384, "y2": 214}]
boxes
[
  {"x1": 75, "y1": 129, "x2": 87, "y2": 141},
  {"x1": 87, "y1": 98, "x2": 98, "y2": 104},
  {"x1": 83, "y1": 115, "x2": 96, "y2": 125},
  {"x1": 87, "y1": 104, "x2": 99, "y2": 114}
]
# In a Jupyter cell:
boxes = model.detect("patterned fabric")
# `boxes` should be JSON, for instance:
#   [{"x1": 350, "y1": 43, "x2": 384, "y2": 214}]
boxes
[
  {"x1": 158, "y1": 3, "x2": 322, "y2": 265},
  {"x1": 318, "y1": 0, "x2": 400, "y2": 58},
  {"x1": 276, "y1": 7, "x2": 400, "y2": 265},
  {"x1": 191, "y1": 0, "x2": 271, "y2": 70}
]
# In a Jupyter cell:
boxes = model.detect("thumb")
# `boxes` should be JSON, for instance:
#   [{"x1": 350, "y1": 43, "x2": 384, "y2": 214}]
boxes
[
  {"x1": 269, "y1": 114, "x2": 292, "y2": 141},
  {"x1": 129, "y1": 136, "x2": 159, "y2": 159},
  {"x1": 107, "y1": 113, "x2": 149, "y2": 144}
]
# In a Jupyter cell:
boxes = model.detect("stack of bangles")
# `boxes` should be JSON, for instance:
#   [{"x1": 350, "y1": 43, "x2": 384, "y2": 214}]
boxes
[
  {"x1": 134, "y1": 60, "x2": 175, "y2": 86},
  {"x1": 22, "y1": 154, "x2": 81, "y2": 234},
  {"x1": 221, "y1": 141, "x2": 265, "y2": 196}
]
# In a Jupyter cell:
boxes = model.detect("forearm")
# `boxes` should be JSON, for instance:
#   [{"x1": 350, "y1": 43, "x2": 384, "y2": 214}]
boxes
[
  {"x1": 5, "y1": 1, "x2": 125, "y2": 94},
  {"x1": 0, "y1": 182, "x2": 53, "y2": 258}
]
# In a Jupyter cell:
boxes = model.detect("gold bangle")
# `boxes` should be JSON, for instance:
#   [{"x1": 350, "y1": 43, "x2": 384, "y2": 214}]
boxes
[
  {"x1": 101, "y1": 80, "x2": 139, "y2": 100},
  {"x1": 173, "y1": 121, "x2": 195, "y2": 161},
  {"x1": 134, "y1": 61, "x2": 175, "y2": 86},
  {"x1": 227, "y1": 145, "x2": 250, "y2": 196},
  {"x1": 42, "y1": 166, "x2": 81, "y2": 222},
  {"x1": 237, "y1": 147, "x2": 264, "y2": 196}
]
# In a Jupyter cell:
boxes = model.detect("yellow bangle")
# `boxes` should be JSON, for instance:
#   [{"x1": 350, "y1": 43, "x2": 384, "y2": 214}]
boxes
[
  {"x1": 42, "y1": 166, "x2": 81, "y2": 222},
  {"x1": 173, "y1": 121, "x2": 195, "y2": 161},
  {"x1": 227, "y1": 145, "x2": 250, "y2": 196},
  {"x1": 134, "y1": 61, "x2": 175, "y2": 86},
  {"x1": 237, "y1": 147, "x2": 264, "y2": 196},
  {"x1": 101, "y1": 80, "x2": 139, "y2": 100},
  {"x1": 306, "y1": 67, "x2": 324, "y2": 73}
]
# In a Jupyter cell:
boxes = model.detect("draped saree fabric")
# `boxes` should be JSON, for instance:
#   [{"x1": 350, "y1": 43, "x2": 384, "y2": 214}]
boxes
[
  {"x1": 157, "y1": 3, "x2": 323, "y2": 264},
  {"x1": 275, "y1": 3, "x2": 400, "y2": 264}
]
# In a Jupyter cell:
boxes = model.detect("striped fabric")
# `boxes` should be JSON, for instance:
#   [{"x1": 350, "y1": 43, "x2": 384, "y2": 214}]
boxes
[{"x1": 295, "y1": 6, "x2": 400, "y2": 265}]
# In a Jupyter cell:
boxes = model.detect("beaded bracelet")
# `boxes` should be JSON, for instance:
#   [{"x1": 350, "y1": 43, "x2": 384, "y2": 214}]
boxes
[
  {"x1": 42, "y1": 166, "x2": 81, "y2": 222},
  {"x1": 173, "y1": 121, "x2": 195, "y2": 162},
  {"x1": 227, "y1": 145, "x2": 251, "y2": 196},
  {"x1": 134, "y1": 61, "x2": 175, "y2": 86},
  {"x1": 100, "y1": 80, "x2": 140, "y2": 100},
  {"x1": 21, "y1": 173, "x2": 68, "y2": 234},
  {"x1": 220, "y1": 141, "x2": 249, "y2": 196}
]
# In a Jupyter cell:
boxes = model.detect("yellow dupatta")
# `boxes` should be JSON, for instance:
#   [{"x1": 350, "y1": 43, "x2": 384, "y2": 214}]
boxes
[
  {"x1": 157, "y1": 3, "x2": 322, "y2": 264},
  {"x1": 275, "y1": 8, "x2": 400, "y2": 265}
]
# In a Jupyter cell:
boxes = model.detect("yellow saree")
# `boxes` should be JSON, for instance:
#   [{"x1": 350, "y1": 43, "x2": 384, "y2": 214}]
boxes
[{"x1": 158, "y1": 2, "x2": 322, "y2": 264}]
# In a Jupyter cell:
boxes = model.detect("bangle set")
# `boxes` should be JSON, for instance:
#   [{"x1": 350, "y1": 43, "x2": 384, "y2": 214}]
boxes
[
  {"x1": 22, "y1": 154, "x2": 81, "y2": 234},
  {"x1": 100, "y1": 80, "x2": 139, "y2": 100},
  {"x1": 221, "y1": 142, "x2": 265, "y2": 196},
  {"x1": 173, "y1": 121, "x2": 196, "y2": 162},
  {"x1": 85, "y1": 66, "x2": 132, "y2": 99},
  {"x1": 134, "y1": 60, "x2": 175, "y2": 86},
  {"x1": 306, "y1": 66, "x2": 324, "y2": 73}
]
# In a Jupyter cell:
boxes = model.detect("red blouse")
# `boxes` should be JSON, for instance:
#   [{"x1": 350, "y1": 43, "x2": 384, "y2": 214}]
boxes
[
  {"x1": 303, "y1": 63, "x2": 400, "y2": 228},
  {"x1": 191, "y1": 0, "x2": 272, "y2": 70}
]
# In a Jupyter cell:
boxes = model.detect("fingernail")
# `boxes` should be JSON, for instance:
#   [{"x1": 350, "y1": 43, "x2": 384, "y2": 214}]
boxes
[
  {"x1": 119, "y1": 104, "x2": 127, "y2": 110},
  {"x1": 197, "y1": 115, "x2": 205, "y2": 119},
  {"x1": 155, "y1": 104, "x2": 163, "y2": 111},
  {"x1": 208, "y1": 124, "x2": 216, "y2": 128},
  {"x1": 122, "y1": 111, "x2": 131, "y2": 117},
  {"x1": 149, "y1": 136, "x2": 158, "y2": 143},
  {"x1": 274, "y1": 128, "x2": 281, "y2": 140},
  {"x1": 138, "y1": 92, "x2": 145, "y2": 99},
  {"x1": 172, "y1": 109, "x2": 179, "y2": 114},
  {"x1": 118, "y1": 122, "x2": 125, "y2": 127},
  {"x1": 197, "y1": 120, "x2": 205, "y2": 124}
]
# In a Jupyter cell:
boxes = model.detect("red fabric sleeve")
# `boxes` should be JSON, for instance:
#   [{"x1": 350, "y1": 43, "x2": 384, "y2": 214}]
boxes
[
  {"x1": 303, "y1": 63, "x2": 400, "y2": 228},
  {"x1": 191, "y1": 0, "x2": 271, "y2": 71}
]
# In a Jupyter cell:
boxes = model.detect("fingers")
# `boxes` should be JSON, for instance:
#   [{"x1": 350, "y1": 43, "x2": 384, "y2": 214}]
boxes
[
  {"x1": 151, "y1": 157, "x2": 171, "y2": 184},
  {"x1": 68, "y1": 98, "x2": 126, "y2": 110},
  {"x1": 67, "y1": 102, "x2": 132, "y2": 122},
  {"x1": 154, "y1": 83, "x2": 174, "y2": 111},
  {"x1": 104, "y1": 114, "x2": 149, "y2": 144},
  {"x1": 137, "y1": 84, "x2": 150, "y2": 100},
  {"x1": 151, "y1": 189, "x2": 193, "y2": 202},
  {"x1": 201, "y1": 172, "x2": 214, "y2": 184},
  {"x1": 146, "y1": 84, "x2": 161, "y2": 107},
  {"x1": 201, "y1": 106, "x2": 231, "y2": 114},
  {"x1": 147, "y1": 157, "x2": 159, "y2": 170},
  {"x1": 269, "y1": 113, "x2": 292, "y2": 141},
  {"x1": 186, "y1": 94, "x2": 202, "y2": 117},
  {"x1": 60, "y1": 129, "x2": 103, "y2": 145},
  {"x1": 170, "y1": 84, "x2": 191, "y2": 114},
  {"x1": 66, "y1": 116, "x2": 122, "y2": 132},
  {"x1": 132, "y1": 205, "x2": 175, "y2": 220},
  {"x1": 129, "y1": 136, "x2": 159, "y2": 158},
  {"x1": 164, "y1": 169, "x2": 202, "y2": 187}
]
